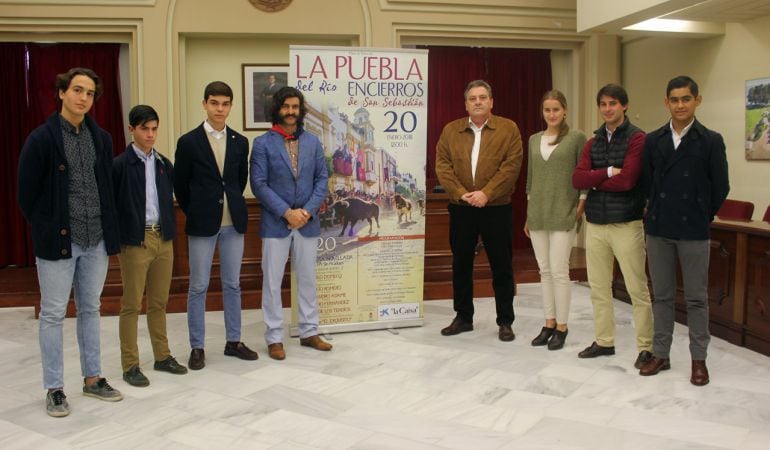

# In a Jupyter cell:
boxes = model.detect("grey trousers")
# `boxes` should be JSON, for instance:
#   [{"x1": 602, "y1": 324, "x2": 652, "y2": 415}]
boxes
[{"x1": 646, "y1": 235, "x2": 711, "y2": 360}]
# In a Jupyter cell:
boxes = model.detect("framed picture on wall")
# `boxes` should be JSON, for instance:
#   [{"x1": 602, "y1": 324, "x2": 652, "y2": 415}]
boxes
[
  {"x1": 746, "y1": 76, "x2": 770, "y2": 160},
  {"x1": 242, "y1": 64, "x2": 289, "y2": 130}
]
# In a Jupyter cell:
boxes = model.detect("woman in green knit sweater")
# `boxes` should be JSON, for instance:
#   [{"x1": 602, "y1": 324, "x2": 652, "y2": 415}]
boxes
[{"x1": 524, "y1": 90, "x2": 587, "y2": 350}]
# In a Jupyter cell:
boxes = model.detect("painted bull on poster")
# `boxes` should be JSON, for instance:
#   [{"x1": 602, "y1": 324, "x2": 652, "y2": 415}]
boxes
[{"x1": 332, "y1": 197, "x2": 380, "y2": 237}]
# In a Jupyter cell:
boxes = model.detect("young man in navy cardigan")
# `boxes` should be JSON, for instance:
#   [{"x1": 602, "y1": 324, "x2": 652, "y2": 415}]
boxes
[{"x1": 18, "y1": 67, "x2": 123, "y2": 417}]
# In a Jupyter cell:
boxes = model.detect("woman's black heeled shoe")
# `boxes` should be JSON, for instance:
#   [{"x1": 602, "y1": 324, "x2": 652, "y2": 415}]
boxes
[
  {"x1": 548, "y1": 329, "x2": 568, "y2": 350},
  {"x1": 531, "y1": 326, "x2": 555, "y2": 346}
]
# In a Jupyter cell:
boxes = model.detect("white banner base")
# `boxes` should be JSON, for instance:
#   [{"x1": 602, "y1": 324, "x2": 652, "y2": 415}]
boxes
[{"x1": 290, "y1": 318, "x2": 424, "y2": 337}]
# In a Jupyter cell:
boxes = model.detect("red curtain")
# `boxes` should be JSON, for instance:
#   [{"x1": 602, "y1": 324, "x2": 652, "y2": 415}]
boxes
[
  {"x1": 1, "y1": 42, "x2": 125, "y2": 268},
  {"x1": 27, "y1": 43, "x2": 125, "y2": 155},
  {"x1": 421, "y1": 46, "x2": 551, "y2": 249},
  {"x1": 0, "y1": 44, "x2": 36, "y2": 267}
]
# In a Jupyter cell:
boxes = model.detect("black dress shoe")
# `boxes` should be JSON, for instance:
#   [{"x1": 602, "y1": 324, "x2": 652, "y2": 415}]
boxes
[
  {"x1": 123, "y1": 365, "x2": 149, "y2": 387},
  {"x1": 154, "y1": 356, "x2": 188, "y2": 374},
  {"x1": 498, "y1": 324, "x2": 515, "y2": 342},
  {"x1": 440, "y1": 317, "x2": 473, "y2": 336},
  {"x1": 639, "y1": 356, "x2": 670, "y2": 376},
  {"x1": 578, "y1": 341, "x2": 615, "y2": 358},
  {"x1": 531, "y1": 326, "x2": 555, "y2": 346},
  {"x1": 548, "y1": 329, "x2": 568, "y2": 351},
  {"x1": 224, "y1": 341, "x2": 259, "y2": 360},
  {"x1": 634, "y1": 350, "x2": 654, "y2": 369},
  {"x1": 189, "y1": 348, "x2": 205, "y2": 370}
]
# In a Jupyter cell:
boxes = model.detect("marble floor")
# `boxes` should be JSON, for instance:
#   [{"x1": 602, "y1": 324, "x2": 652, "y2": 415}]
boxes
[{"x1": 1, "y1": 283, "x2": 769, "y2": 449}]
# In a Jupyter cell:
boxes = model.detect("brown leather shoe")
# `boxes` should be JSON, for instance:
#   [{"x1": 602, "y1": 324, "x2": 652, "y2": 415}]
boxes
[
  {"x1": 498, "y1": 324, "x2": 515, "y2": 342},
  {"x1": 224, "y1": 341, "x2": 259, "y2": 360},
  {"x1": 634, "y1": 350, "x2": 654, "y2": 369},
  {"x1": 300, "y1": 335, "x2": 333, "y2": 351},
  {"x1": 188, "y1": 348, "x2": 205, "y2": 370},
  {"x1": 268, "y1": 343, "x2": 286, "y2": 360},
  {"x1": 691, "y1": 360, "x2": 710, "y2": 386},
  {"x1": 639, "y1": 356, "x2": 671, "y2": 376},
  {"x1": 440, "y1": 317, "x2": 473, "y2": 336}
]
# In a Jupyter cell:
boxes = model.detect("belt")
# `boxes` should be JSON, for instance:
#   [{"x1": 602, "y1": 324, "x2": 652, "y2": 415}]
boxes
[{"x1": 145, "y1": 224, "x2": 161, "y2": 232}]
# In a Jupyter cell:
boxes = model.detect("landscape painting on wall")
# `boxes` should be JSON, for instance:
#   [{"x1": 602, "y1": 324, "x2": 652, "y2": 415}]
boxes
[{"x1": 746, "y1": 77, "x2": 770, "y2": 160}]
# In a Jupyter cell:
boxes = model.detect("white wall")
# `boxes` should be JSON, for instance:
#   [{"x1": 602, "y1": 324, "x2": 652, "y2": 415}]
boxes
[{"x1": 623, "y1": 13, "x2": 770, "y2": 220}]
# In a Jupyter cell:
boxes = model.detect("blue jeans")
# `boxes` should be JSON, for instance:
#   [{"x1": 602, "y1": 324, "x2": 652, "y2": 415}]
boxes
[
  {"x1": 187, "y1": 226, "x2": 244, "y2": 348},
  {"x1": 261, "y1": 229, "x2": 320, "y2": 344},
  {"x1": 37, "y1": 241, "x2": 108, "y2": 389}
]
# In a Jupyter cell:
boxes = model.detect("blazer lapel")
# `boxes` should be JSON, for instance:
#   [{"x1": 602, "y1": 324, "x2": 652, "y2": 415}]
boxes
[
  {"x1": 663, "y1": 131, "x2": 687, "y2": 172},
  {"x1": 272, "y1": 132, "x2": 294, "y2": 175},
  {"x1": 194, "y1": 125, "x2": 220, "y2": 176},
  {"x1": 222, "y1": 129, "x2": 240, "y2": 179}
]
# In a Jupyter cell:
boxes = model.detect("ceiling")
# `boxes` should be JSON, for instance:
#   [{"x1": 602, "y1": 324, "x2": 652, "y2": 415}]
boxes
[
  {"x1": 663, "y1": 0, "x2": 770, "y2": 22},
  {"x1": 577, "y1": 0, "x2": 770, "y2": 37}
]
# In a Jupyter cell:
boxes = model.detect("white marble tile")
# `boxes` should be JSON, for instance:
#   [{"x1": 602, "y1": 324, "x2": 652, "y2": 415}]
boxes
[
  {"x1": 607, "y1": 407, "x2": 749, "y2": 448},
  {"x1": 1, "y1": 283, "x2": 769, "y2": 449},
  {"x1": 246, "y1": 409, "x2": 372, "y2": 449},
  {"x1": 500, "y1": 416, "x2": 729, "y2": 450},
  {"x1": 337, "y1": 405, "x2": 513, "y2": 449}
]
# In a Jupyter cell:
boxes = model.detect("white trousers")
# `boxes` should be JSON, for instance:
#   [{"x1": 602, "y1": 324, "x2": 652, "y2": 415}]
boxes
[{"x1": 530, "y1": 228, "x2": 576, "y2": 324}]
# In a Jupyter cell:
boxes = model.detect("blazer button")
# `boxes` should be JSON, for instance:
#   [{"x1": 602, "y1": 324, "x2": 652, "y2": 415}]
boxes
[
  {"x1": 61, "y1": 248, "x2": 68, "y2": 256},
  {"x1": 682, "y1": 216, "x2": 688, "y2": 221},
  {"x1": 58, "y1": 164, "x2": 66, "y2": 171},
  {"x1": 60, "y1": 228, "x2": 68, "y2": 236},
  {"x1": 660, "y1": 192, "x2": 666, "y2": 198},
  {"x1": 218, "y1": 199, "x2": 224, "y2": 204},
  {"x1": 222, "y1": 181, "x2": 226, "y2": 186}
]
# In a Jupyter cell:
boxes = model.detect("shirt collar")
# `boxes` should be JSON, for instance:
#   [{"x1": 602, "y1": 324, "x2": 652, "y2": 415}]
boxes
[
  {"x1": 669, "y1": 118, "x2": 695, "y2": 137},
  {"x1": 131, "y1": 143, "x2": 155, "y2": 161},
  {"x1": 203, "y1": 120, "x2": 227, "y2": 139},
  {"x1": 467, "y1": 117, "x2": 489, "y2": 132},
  {"x1": 59, "y1": 114, "x2": 83, "y2": 134}
]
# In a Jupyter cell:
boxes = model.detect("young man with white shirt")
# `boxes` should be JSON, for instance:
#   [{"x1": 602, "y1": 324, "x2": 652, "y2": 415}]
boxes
[
  {"x1": 113, "y1": 105, "x2": 188, "y2": 387},
  {"x1": 174, "y1": 81, "x2": 258, "y2": 370},
  {"x1": 638, "y1": 76, "x2": 729, "y2": 386},
  {"x1": 572, "y1": 84, "x2": 654, "y2": 369}
]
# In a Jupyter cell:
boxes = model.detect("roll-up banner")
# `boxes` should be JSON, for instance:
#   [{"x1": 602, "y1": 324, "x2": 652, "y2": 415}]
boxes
[{"x1": 288, "y1": 45, "x2": 428, "y2": 335}]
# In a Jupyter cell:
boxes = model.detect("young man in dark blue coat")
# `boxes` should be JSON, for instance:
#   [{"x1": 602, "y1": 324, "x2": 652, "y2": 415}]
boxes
[
  {"x1": 639, "y1": 76, "x2": 730, "y2": 386},
  {"x1": 113, "y1": 105, "x2": 188, "y2": 387}
]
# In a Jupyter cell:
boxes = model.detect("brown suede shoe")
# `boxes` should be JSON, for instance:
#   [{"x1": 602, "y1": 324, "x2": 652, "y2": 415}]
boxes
[
  {"x1": 691, "y1": 360, "x2": 710, "y2": 386},
  {"x1": 639, "y1": 356, "x2": 671, "y2": 376},
  {"x1": 268, "y1": 343, "x2": 286, "y2": 360},
  {"x1": 300, "y1": 335, "x2": 333, "y2": 351}
]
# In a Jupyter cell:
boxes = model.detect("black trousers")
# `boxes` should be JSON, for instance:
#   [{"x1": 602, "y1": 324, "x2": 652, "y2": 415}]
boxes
[{"x1": 448, "y1": 203, "x2": 514, "y2": 325}]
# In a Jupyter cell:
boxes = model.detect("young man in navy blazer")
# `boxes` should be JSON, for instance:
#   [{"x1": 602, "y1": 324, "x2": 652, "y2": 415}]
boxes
[
  {"x1": 174, "y1": 81, "x2": 258, "y2": 370},
  {"x1": 639, "y1": 76, "x2": 729, "y2": 386},
  {"x1": 250, "y1": 86, "x2": 331, "y2": 360}
]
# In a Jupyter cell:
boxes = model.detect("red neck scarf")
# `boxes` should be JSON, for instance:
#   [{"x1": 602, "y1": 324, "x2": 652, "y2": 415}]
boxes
[{"x1": 271, "y1": 124, "x2": 298, "y2": 140}]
